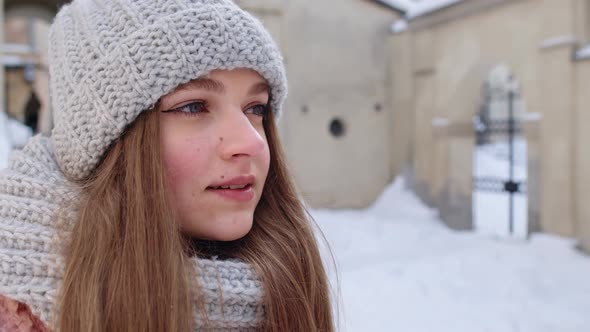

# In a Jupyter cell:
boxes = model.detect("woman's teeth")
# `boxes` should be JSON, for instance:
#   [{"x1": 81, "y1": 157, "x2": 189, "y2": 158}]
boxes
[{"x1": 212, "y1": 184, "x2": 248, "y2": 190}]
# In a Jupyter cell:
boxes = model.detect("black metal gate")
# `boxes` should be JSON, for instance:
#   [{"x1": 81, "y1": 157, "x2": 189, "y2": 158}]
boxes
[{"x1": 473, "y1": 89, "x2": 527, "y2": 235}]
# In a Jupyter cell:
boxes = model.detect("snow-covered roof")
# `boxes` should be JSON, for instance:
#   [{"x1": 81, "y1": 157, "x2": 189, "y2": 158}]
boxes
[
  {"x1": 381, "y1": 0, "x2": 465, "y2": 18},
  {"x1": 372, "y1": 0, "x2": 407, "y2": 13},
  {"x1": 376, "y1": 0, "x2": 409, "y2": 12},
  {"x1": 385, "y1": 0, "x2": 466, "y2": 33}
]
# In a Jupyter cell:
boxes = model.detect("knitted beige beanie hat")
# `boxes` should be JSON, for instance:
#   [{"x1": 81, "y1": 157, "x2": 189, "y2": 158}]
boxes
[{"x1": 48, "y1": 0, "x2": 287, "y2": 180}]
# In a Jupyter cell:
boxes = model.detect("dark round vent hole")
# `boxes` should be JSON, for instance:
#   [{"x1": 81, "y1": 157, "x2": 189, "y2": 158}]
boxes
[{"x1": 329, "y1": 118, "x2": 346, "y2": 138}]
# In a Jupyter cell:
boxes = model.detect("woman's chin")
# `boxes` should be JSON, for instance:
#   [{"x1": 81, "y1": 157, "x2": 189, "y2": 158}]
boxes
[{"x1": 183, "y1": 215, "x2": 254, "y2": 242}]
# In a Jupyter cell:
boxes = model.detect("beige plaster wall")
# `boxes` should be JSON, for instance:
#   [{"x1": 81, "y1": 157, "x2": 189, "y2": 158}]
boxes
[
  {"x1": 535, "y1": 0, "x2": 577, "y2": 236},
  {"x1": 389, "y1": 31, "x2": 414, "y2": 184},
  {"x1": 281, "y1": 0, "x2": 400, "y2": 208},
  {"x1": 574, "y1": 58, "x2": 590, "y2": 251}
]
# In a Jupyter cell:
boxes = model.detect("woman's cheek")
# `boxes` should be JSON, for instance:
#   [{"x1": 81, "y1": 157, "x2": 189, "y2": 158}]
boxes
[{"x1": 161, "y1": 131, "x2": 211, "y2": 193}]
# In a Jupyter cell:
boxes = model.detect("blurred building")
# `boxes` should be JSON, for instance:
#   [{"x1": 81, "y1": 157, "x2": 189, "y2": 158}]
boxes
[
  {"x1": 390, "y1": 0, "x2": 590, "y2": 251},
  {"x1": 3, "y1": 0, "x2": 590, "y2": 251}
]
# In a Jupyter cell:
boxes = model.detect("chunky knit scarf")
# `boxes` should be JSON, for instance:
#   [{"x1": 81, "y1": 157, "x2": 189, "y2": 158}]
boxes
[{"x1": 0, "y1": 135, "x2": 264, "y2": 330}]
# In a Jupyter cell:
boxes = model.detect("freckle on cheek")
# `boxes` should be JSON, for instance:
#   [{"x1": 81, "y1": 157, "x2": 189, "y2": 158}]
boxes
[
  {"x1": 221, "y1": 175, "x2": 225, "y2": 179},
  {"x1": 219, "y1": 137, "x2": 223, "y2": 141}
]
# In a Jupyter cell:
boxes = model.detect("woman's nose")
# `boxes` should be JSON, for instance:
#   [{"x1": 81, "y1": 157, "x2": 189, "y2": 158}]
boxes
[{"x1": 218, "y1": 112, "x2": 266, "y2": 160}]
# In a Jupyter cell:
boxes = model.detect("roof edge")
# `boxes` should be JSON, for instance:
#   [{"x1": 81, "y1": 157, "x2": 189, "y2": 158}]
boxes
[{"x1": 370, "y1": 0, "x2": 408, "y2": 15}]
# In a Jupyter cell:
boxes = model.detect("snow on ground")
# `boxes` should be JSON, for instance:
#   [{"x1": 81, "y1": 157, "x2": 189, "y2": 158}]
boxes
[
  {"x1": 0, "y1": 113, "x2": 11, "y2": 170},
  {"x1": 0, "y1": 111, "x2": 32, "y2": 170},
  {"x1": 313, "y1": 177, "x2": 590, "y2": 332}
]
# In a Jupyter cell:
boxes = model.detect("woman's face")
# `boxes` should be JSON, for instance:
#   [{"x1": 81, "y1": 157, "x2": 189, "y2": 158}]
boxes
[{"x1": 158, "y1": 69, "x2": 271, "y2": 241}]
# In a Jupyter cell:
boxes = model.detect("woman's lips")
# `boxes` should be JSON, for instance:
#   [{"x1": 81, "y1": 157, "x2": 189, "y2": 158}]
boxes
[
  {"x1": 206, "y1": 175, "x2": 256, "y2": 202},
  {"x1": 206, "y1": 183, "x2": 255, "y2": 202},
  {"x1": 208, "y1": 175, "x2": 255, "y2": 189}
]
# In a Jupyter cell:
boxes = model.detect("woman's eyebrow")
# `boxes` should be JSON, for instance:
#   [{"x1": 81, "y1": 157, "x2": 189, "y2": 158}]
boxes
[
  {"x1": 173, "y1": 79, "x2": 268, "y2": 96},
  {"x1": 175, "y1": 78, "x2": 225, "y2": 94},
  {"x1": 248, "y1": 82, "x2": 270, "y2": 96}
]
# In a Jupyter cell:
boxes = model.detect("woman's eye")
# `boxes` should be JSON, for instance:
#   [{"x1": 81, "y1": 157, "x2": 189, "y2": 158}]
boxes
[
  {"x1": 245, "y1": 104, "x2": 269, "y2": 117},
  {"x1": 163, "y1": 101, "x2": 207, "y2": 116}
]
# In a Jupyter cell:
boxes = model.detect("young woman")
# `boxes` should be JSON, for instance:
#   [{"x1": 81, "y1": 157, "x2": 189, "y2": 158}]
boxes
[{"x1": 0, "y1": 0, "x2": 335, "y2": 331}]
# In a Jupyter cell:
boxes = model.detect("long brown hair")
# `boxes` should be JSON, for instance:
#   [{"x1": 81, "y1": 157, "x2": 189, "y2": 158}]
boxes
[{"x1": 56, "y1": 108, "x2": 335, "y2": 331}]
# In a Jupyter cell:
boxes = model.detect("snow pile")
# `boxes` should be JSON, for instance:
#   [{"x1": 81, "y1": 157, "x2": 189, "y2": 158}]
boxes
[
  {"x1": 313, "y1": 177, "x2": 590, "y2": 332},
  {"x1": 0, "y1": 111, "x2": 32, "y2": 170}
]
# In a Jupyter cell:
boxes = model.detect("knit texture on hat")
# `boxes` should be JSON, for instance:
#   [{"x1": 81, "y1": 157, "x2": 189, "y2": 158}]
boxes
[
  {"x1": 49, "y1": 0, "x2": 287, "y2": 180},
  {"x1": 0, "y1": 135, "x2": 265, "y2": 330}
]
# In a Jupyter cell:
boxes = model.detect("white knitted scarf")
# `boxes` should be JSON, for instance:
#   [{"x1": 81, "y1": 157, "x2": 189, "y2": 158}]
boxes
[{"x1": 0, "y1": 135, "x2": 264, "y2": 330}]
